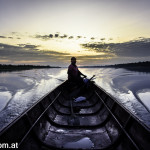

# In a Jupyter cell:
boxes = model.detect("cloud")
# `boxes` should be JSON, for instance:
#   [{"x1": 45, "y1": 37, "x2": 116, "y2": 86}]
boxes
[
  {"x1": 35, "y1": 33, "x2": 92, "y2": 41},
  {"x1": 0, "y1": 43, "x2": 70, "y2": 65},
  {"x1": 11, "y1": 32, "x2": 18, "y2": 35},
  {"x1": 81, "y1": 38, "x2": 150, "y2": 57},
  {"x1": 49, "y1": 34, "x2": 53, "y2": 38},
  {"x1": 78, "y1": 54, "x2": 113, "y2": 59},
  {"x1": 77, "y1": 36, "x2": 82, "y2": 39},
  {"x1": 35, "y1": 33, "x2": 72, "y2": 40},
  {"x1": 68, "y1": 36, "x2": 74, "y2": 39},
  {"x1": 17, "y1": 44, "x2": 39, "y2": 49},
  {"x1": 91, "y1": 37, "x2": 95, "y2": 40},
  {"x1": 0, "y1": 36, "x2": 13, "y2": 39},
  {"x1": 100, "y1": 38, "x2": 105, "y2": 41},
  {"x1": 55, "y1": 33, "x2": 59, "y2": 38},
  {"x1": 109, "y1": 38, "x2": 113, "y2": 41},
  {"x1": 81, "y1": 42, "x2": 111, "y2": 53},
  {"x1": 35, "y1": 34, "x2": 50, "y2": 40},
  {"x1": 60, "y1": 34, "x2": 68, "y2": 38},
  {"x1": 23, "y1": 44, "x2": 39, "y2": 49},
  {"x1": 8, "y1": 37, "x2": 13, "y2": 39},
  {"x1": 35, "y1": 33, "x2": 59, "y2": 40},
  {"x1": 0, "y1": 43, "x2": 39, "y2": 57},
  {"x1": 0, "y1": 36, "x2": 7, "y2": 38},
  {"x1": 38, "y1": 49, "x2": 70, "y2": 56},
  {"x1": 0, "y1": 32, "x2": 22, "y2": 40},
  {"x1": 34, "y1": 32, "x2": 92, "y2": 41}
]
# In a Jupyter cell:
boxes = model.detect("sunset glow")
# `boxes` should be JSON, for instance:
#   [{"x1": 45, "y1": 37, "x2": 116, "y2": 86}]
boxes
[{"x1": 0, "y1": 0, "x2": 150, "y2": 66}]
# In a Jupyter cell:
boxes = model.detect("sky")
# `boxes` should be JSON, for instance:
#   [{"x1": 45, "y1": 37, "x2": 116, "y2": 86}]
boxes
[{"x1": 0, "y1": 0, "x2": 150, "y2": 66}]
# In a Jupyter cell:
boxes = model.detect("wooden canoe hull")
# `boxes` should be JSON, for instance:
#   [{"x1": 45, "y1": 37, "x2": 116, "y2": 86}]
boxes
[{"x1": 0, "y1": 81, "x2": 150, "y2": 150}]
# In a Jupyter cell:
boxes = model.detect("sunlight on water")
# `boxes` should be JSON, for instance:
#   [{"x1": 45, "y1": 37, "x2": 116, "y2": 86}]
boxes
[
  {"x1": 0, "y1": 91, "x2": 12, "y2": 111},
  {"x1": 0, "y1": 68, "x2": 150, "y2": 130},
  {"x1": 79, "y1": 68, "x2": 150, "y2": 127},
  {"x1": 138, "y1": 89, "x2": 150, "y2": 111},
  {"x1": 0, "y1": 68, "x2": 66, "y2": 130}
]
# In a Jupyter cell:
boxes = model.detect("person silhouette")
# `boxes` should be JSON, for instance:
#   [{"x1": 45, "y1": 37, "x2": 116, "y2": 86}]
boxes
[{"x1": 67, "y1": 57, "x2": 86, "y2": 86}]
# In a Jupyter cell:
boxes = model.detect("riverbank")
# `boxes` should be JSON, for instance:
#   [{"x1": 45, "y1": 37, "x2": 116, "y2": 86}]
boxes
[
  {"x1": 79, "y1": 61, "x2": 150, "y2": 72},
  {"x1": 0, "y1": 64, "x2": 61, "y2": 72}
]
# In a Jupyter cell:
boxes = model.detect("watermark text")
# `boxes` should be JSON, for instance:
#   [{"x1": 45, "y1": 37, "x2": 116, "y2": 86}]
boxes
[{"x1": 0, "y1": 143, "x2": 18, "y2": 149}]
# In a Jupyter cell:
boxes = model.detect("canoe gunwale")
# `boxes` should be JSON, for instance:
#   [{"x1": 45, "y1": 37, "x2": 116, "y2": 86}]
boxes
[
  {"x1": 95, "y1": 91, "x2": 140, "y2": 150},
  {"x1": 0, "y1": 81, "x2": 66, "y2": 135},
  {"x1": 18, "y1": 91, "x2": 61, "y2": 147},
  {"x1": 95, "y1": 83, "x2": 150, "y2": 132}
]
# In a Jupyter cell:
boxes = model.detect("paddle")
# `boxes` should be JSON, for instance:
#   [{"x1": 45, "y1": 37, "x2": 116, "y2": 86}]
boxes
[
  {"x1": 68, "y1": 75, "x2": 96, "y2": 125},
  {"x1": 89, "y1": 75, "x2": 96, "y2": 80},
  {"x1": 48, "y1": 75, "x2": 65, "y2": 82}
]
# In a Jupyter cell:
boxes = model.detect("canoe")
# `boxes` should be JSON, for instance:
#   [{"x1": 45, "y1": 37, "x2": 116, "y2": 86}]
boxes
[{"x1": 0, "y1": 80, "x2": 150, "y2": 150}]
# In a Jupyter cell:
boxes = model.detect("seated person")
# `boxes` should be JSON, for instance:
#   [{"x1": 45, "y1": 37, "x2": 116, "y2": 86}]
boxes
[{"x1": 67, "y1": 57, "x2": 86, "y2": 86}]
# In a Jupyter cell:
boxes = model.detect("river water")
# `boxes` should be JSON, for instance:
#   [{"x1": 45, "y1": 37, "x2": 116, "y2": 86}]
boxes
[{"x1": 0, "y1": 68, "x2": 150, "y2": 131}]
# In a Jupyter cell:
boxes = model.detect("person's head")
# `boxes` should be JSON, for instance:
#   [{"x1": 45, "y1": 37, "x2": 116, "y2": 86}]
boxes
[{"x1": 71, "y1": 57, "x2": 76, "y2": 65}]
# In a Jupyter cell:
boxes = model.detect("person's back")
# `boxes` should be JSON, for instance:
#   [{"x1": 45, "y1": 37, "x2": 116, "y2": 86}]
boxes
[
  {"x1": 68, "y1": 63, "x2": 79, "y2": 82},
  {"x1": 67, "y1": 57, "x2": 86, "y2": 85}
]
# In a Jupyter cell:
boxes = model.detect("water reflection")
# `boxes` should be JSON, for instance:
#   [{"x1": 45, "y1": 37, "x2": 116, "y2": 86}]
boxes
[
  {"x1": 0, "y1": 68, "x2": 66, "y2": 130},
  {"x1": 0, "y1": 91, "x2": 12, "y2": 111},
  {"x1": 0, "y1": 68, "x2": 150, "y2": 130},
  {"x1": 138, "y1": 89, "x2": 150, "y2": 111},
  {"x1": 79, "y1": 68, "x2": 150, "y2": 127}
]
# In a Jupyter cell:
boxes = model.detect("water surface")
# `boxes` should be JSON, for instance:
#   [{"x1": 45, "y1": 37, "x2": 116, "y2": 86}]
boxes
[{"x1": 0, "y1": 68, "x2": 150, "y2": 130}]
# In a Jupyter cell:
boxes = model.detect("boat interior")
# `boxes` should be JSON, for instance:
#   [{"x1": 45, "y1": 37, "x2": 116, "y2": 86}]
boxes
[{"x1": 0, "y1": 81, "x2": 150, "y2": 150}]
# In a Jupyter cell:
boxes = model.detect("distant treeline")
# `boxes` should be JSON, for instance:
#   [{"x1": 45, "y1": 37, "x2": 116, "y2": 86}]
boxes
[
  {"x1": 79, "y1": 61, "x2": 150, "y2": 72},
  {"x1": 112, "y1": 61, "x2": 150, "y2": 72},
  {"x1": 0, "y1": 64, "x2": 61, "y2": 72}
]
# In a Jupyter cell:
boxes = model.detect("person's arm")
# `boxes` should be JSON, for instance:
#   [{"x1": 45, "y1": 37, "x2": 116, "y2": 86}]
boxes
[{"x1": 78, "y1": 70, "x2": 87, "y2": 78}]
